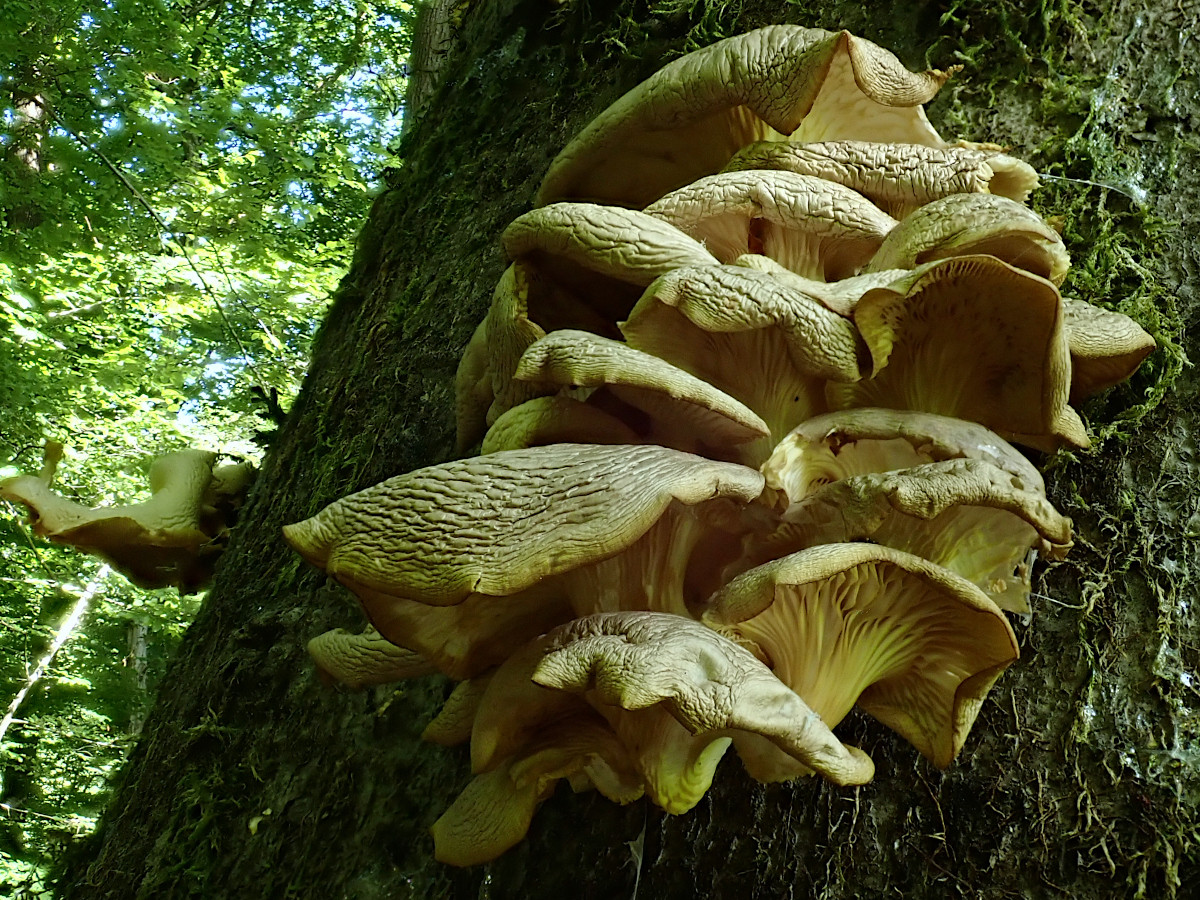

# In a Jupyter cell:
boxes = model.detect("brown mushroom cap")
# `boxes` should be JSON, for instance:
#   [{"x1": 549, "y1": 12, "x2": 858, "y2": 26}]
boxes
[
  {"x1": 827, "y1": 256, "x2": 1073, "y2": 444},
  {"x1": 306, "y1": 626, "x2": 436, "y2": 689},
  {"x1": 621, "y1": 264, "x2": 867, "y2": 454},
  {"x1": 722, "y1": 140, "x2": 1039, "y2": 219},
  {"x1": 702, "y1": 543, "x2": 1019, "y2": 768},
  {"x1": 866, "y1": 193, "x2": 1070, "y2": 284},
  {"x1": 1063, "y1": 296, "x2": 1157, "y2": 401},
  {"x1": 643, "y1": 170, "x2": 897, "y2": 281},
  {"x1": 751, "y1": 457, "x2": 1072, "y2": 613},
  {"x1": 537, "y1": 25, "x2": 954, "y2": 209}
]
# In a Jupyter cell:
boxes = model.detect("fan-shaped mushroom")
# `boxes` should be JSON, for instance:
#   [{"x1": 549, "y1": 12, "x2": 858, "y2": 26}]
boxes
[{"x1": 537, "y1": 25, "x2": 955, "y2": 208}]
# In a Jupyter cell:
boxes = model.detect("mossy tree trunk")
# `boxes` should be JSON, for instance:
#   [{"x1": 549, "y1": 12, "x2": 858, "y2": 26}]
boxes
[{"x1": 61, "y1": 0, "x2": 1200, "y2": 896}]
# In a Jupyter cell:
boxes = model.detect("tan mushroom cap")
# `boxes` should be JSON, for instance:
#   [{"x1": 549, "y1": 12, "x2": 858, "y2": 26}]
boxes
[
  {"x1": 1063, "y1": 296, "x2": 1156, "y2": 401},
  {"x1": 751, "y1": 458, "x2": 1072, "y2": 613},
  {"x1": 423, "y1": 676, "x2": 491, "y2": 747},
  {"x1": 731, "y1": 253, "x2": 905, "y2": 317},
  {"x1": 501, "y1": 202, "x2": 719, "y2": 327},
  {"x1": 723, "y1": 140, "x2": 1039, "y2": 219},
  {"x1": 621, "y1": 264, "x2": 867, "y2": 452},
  {"x1": 1, "y1": 448, "x2": 219, "y2": 590},
  {"x1": 481, "y1": 264, "x2": 548, "y2": 427},
  {"x1": 702, "y1": 543, "x2": 1019, "y2": 768},
  {"x1": 454, "y1": 318, "x2": 494, "y2": 453},
  {"x1": 534, "y1": 612, "x2": 876, "y2": 791},
  {"x1": 282, "y1": 445, "x2": 764, "y2": 675},
  {"x1": 762, "y1": 407, "x2": 1045, "y2": 501},
  {"x1": 431, "y1": 713, "x2": 643, "y2": 867},
  {"x1": 480, "y1": 395, "x2": 641, "y2": 454},
  {"x1": 306, "y1": 626, "x2": 435, "y2": 689},
  {"x1": 643, "y1": 170, "x2": 897, "y2": 281},
  {"x1": 510, "y1": 329, "x2": 769, "y2": 453},
  {"x1": 866, "y1": 193, "x2": 1071, "y2": 284},
  {"x1": 537, "y1": 25, "x2": 955, "y2": 209},
  {"x1": 827, "y1": 256, "x2": 1073, "y2": 443}
]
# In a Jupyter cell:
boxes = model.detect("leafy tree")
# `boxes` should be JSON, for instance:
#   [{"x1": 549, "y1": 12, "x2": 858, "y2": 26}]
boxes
[{"x1": 0, "y1": 0, "x2": 412, "y2": 891}]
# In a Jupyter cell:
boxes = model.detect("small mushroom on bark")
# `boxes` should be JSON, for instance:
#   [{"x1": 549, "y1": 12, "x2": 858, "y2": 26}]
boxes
[
  {"x1": 723, "y1": 140, "x2": 1038, "y2": 219},
  {"x1": 480, "y1": 395, "x2": 642, "y2": 454},
  {"x1": 1063, "y1": 296, "x2": 1157, "y2": 402},
  {"x1": 306, "y1": 625, "x2": 436, "y2": 689},
  {"x1": 644, "y1": 170, "x2": 897, "y2": 280},
  {"x1": 702, "y1": 543, "x2": 1019, "y2": 771},
  {"x1": 866, "y1": 193, "x2": 1070, "y2": 284},
  {"x1": 537, "y1": 25, "x2": 956, "y2": 208}
]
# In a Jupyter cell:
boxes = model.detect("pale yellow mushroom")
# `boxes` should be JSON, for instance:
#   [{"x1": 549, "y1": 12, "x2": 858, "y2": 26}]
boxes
[
  {"x1": 644, "y1": 170, "x2": 897, "y2": 281},
  {"x1": 538, "y1": 25, "x2": 956, "y2": 208},
  {"x1": 1063, "y1": 296, "x2": 1156, "y2": 402},
  {"x1": 723, "y1": 140, "x2": 1038, "y2": 218},
  {"x1": 306, "y1": 626, "x2": 436, "y2": 689}
]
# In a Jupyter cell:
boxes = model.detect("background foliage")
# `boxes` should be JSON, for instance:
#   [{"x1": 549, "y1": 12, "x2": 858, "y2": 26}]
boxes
[{"x1": 0, "y1": 0, "x2": 413, "y2": 891}]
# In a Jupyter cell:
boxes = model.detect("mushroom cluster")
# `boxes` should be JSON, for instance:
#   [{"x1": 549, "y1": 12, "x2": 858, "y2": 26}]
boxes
[
  {"x1": 2, "y1": 441, "x2": 255, "y2": 592},
  {"x1": 285, "y1": 25, "x2": 1155, "y2": 866}
]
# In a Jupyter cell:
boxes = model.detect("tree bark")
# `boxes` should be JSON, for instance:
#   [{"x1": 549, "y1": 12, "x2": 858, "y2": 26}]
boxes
[{"x1": 61, "y1": 0, "x2": 1200, "y2": 897}]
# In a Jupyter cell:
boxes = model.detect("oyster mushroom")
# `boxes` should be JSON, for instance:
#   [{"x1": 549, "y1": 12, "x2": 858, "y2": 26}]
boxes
[
  {"x1": 1, "y1": 444, "x2": 221, "y2": 590},
  {"x1": 504, "y1": 329, "x2": 769, "y2": 458},
  {"x1": 282, "y1": 444, "x2": 764, "y2": 677},
  {"x1": 621, "y1": 264, "x2": 866, "y2": 459},
  {"x1": 480, "y1": 395, "x2": 642, "y2": 454},
  {"x1": 826, "y1": 255, "x2": 1080, "y2": 448},
  {"x1": 1063, "y1": 296, "x2": 1157, "y2": 402},
  {"x1": 723, "y1": 140, "x2": 1039, "y2": 219},
  {"x1": 306, "y1": 626, "x2": 435, "y2": 689},
  {"x1": 751, "y1": 457, "x2": 1072, "y2": 612},
  {"x1": 866, "y1": 193, "x2": 1070, "y2": 285},
  {"x1": 537, "y1": 25, "x2": 956, "y2": 208},
  {"x1": 533, "y1": 612, "x2": 876, "y2": 791},
  {"x1": 701, "y1": 543, "x2": 1019, "y2": 772},
  {"x1": 644, "y1": 170, "x2": 897, "y2": 281}
]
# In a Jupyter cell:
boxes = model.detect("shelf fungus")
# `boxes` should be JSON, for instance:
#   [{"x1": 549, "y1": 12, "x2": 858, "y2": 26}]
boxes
[
  {"x1": 292, "y1": 23, "x2": 1157, "y2": 868},
  {"x1": 2, "y1": 442, "x2": 255, "y2": 591}
]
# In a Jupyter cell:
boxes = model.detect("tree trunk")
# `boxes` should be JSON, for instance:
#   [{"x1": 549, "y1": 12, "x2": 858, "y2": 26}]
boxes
[{"x1": 61, "y1": 0, "x2": 1200, "y2": 897}]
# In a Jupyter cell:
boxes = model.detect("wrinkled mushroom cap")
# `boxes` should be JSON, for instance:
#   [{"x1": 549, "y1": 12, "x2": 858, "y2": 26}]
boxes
[
  {"x1": 828, "y1": 256, "x2": 1072, "y2": 443},
  {"x1": 480, "y1": 395, "x2": 641, "y2": 454},
  {"x1": 722, "y1": 140, "x2": 1039, "y2": 218},
  {"x1": 306, "y1": 625, "x2": 435, "y2": 689},
  {"x1": 1063, "y1": 296, "x2": 1156, "y2": 401},
  {"x1": 644, "y1": 169, "x2": 897, "y2": 281},
  {"x1": 703, "y1": 543, "x2": 1019, "y2": 768},
  {"x1": 866, "y1": 193, "x2": 1070, "y2": 284},
  {"x1": 537, "y1": 25, "x2": 954, "y2": 208}
]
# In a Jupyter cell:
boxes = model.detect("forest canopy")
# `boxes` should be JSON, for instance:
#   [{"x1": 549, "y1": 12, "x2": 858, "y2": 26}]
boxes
[{"x1": 0, "y1": 0, "x2": 412, "y2": 890}]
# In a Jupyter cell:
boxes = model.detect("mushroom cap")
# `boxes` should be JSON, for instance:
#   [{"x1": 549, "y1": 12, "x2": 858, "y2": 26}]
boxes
[
  {"x1": 423, "y1": 676, "x2": 491, "y2": 747},
  {"x1": 534, "y1": 611, "x2": 876, "y2": 788},
  {"x1": 537, "y1": 25, "x2": 954, "y2": 208},
  {"x1": 643, "y1": 170, "x2": 897, "y2": 281},
  {"x1": 482, "y1": 264, "x2": 547, "y2": 426},
  {"x1": 866, "y1": 193, "x2": 1070, "y2": 285},
  {"x1": 454, "y1": 317, "x2": 494, "y2": 453},
  {"x1": 1, "y1": 449, "x2": 219, "y2": 590},
  {"x1": 751, "y1": 457, "x2": 1072, "y2": 612},
  {"x1": 510, "y1": 329, "x2": 770, "y2": 452},
  {"x1": 1063, "y1": 296, "x2": 1156, "y2": 401},
  {"x1": 722, "y1": 140, "x2": 1039, "y2": 219},
  {"x1": 827, "y1": 256, "x2": 1071, "y2": 441},
  {"x1": 306, "y1": 626, "x2": 436, "y2": 689},
  {"x1": 762, "y1": 407, "x2": 1045, "y2": 500},
  {"x1": 480, "y1": 395, "x2": 641, "y2": 454},
  {"x1": 702, "y1": 543, "x2": 1019, "y2": 768},
  {"x1": 621, "y1": 264, "x2": 867, "y2": 448},
  {"x1": 283, "y1": 445, "x2": 764, "y2": 676},
  {"x1": 501, "y1": 202, "x2": 718, "y2": 328}
]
